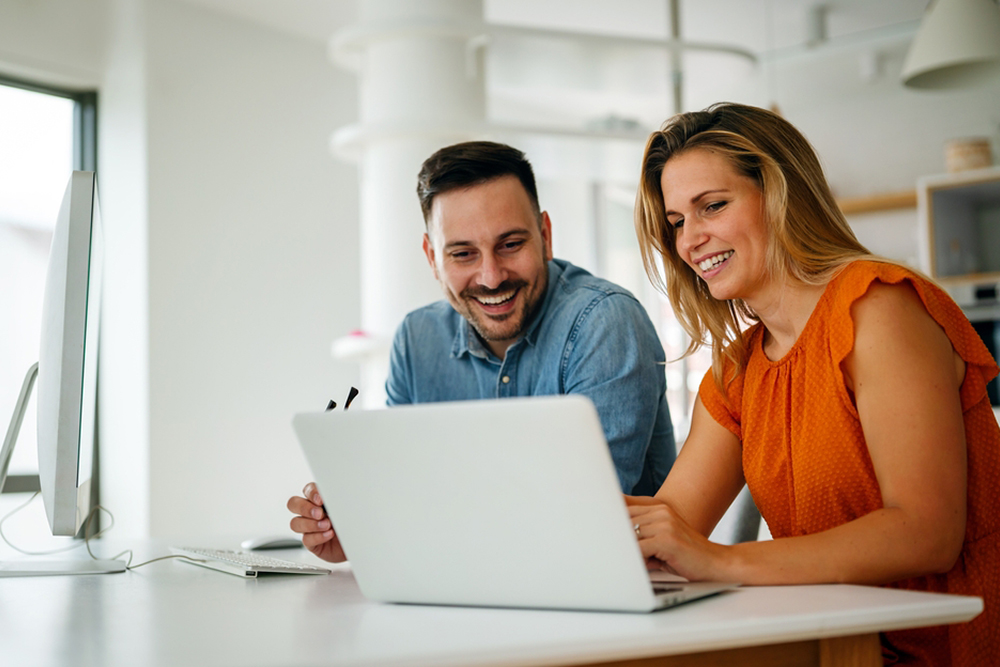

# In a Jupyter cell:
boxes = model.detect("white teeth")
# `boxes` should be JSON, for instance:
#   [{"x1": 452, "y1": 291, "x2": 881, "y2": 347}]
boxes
[
  {"x1": 698, "y1": 251, "x2": 733, "y2": 272},
  {"x1": 476, "y1": 291, "x2": 515, "y2": 305}
]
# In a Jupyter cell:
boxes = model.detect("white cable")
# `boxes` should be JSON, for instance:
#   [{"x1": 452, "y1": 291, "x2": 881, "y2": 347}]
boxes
[
  {"x1": 1, "y1": 492, "x2": 204, "y2": 570},
  {"x1": 0, "y1": 492, "x2": 88, "y2": 555}
]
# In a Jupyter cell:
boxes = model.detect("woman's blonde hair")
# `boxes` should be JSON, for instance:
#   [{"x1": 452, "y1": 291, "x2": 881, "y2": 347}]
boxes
[{"x1": 635, "y1": 102, "x2": 871, "y2": 390}]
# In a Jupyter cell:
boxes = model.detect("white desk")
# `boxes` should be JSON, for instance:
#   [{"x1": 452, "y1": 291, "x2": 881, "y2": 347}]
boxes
[{"x1": 0, "y1": 541, "x2": 982, "y2": 667}]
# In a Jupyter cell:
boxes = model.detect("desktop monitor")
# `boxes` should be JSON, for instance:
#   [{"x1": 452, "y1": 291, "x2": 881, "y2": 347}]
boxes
[
  {"x1": 37, "y1": 170, "x2": 103, "y2": 536},
  {"x1": 0, "y1": 171, "x2": 123, "y2": 575}
]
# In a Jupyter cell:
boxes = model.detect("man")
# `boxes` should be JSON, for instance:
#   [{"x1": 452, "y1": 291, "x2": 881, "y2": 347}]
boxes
[{"x1": 289, "y1": 141, "x2": 675, "y2": 562}]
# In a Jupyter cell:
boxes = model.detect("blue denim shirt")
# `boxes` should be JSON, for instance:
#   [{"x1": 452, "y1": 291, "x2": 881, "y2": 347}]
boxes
[{"x1": 385, "y1": 259, "x2": 675, "y2": 495}]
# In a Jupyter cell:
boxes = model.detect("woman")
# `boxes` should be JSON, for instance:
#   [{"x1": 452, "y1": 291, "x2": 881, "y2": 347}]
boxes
[{"x1": 630, "y1": 102, "x2": 998, "y2": 665}]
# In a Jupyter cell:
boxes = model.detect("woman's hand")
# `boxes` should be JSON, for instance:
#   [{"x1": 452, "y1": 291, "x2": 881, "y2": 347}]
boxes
[
  {"x1": 625, "y1": 495, "x2": 730, "y2": 582},
  {"x1": 287, "y1": 482, "x2": 348, "y2": 563}
]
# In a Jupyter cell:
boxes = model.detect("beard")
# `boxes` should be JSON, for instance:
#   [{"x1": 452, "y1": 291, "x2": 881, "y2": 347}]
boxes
[{"x1": 457, "y1": 272, "x2": 548, "y2": 345}]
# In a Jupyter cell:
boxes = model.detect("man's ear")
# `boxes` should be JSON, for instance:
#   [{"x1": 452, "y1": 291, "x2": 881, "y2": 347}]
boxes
[
  {"x1": 422, "y1": 233, "x2": 439, "y2": 280},
  {"x1": 540, "y1": 211, "x2": 554, "y2": 262}
]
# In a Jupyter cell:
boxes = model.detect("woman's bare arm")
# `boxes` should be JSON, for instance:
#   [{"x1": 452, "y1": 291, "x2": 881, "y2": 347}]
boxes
[{"x1": 645, "y1": 396, "x2": 746, "y2": 537}]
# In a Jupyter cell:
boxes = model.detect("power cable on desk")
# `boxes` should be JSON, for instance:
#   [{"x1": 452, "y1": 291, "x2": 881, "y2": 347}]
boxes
[{"x1": 0, "y1": 491, "x2": 206, "y2": 570}]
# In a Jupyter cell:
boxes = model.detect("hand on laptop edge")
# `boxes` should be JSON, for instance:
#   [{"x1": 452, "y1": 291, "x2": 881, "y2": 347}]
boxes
[{"x1": 287, "y1": 482, "x2": 348, "y2": 563}]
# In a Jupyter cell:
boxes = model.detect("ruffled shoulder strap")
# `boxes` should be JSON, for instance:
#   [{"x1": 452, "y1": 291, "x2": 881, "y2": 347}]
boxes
[{"x1": 826, "y1": 260, "x2": 998, "y2": 411}]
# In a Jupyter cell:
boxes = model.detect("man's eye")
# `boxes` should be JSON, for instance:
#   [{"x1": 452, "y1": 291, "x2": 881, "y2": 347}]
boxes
[
  {"x1": 450, "y1": 251, "x2": 473, "y2": 260},
  {"x1": 501, "y1": 240, "x2": 524, "y2": 251}
]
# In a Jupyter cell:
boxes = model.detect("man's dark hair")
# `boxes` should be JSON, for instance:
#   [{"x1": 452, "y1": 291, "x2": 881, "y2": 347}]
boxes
[{"x1": 416, "y1": 141, "x2": 540, "y2": 225}]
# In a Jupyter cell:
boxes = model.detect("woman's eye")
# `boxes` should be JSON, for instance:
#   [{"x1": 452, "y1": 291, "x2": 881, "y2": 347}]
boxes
[
  {"x1": 669, "y1": 217, "x2": 684, "y2": 230},
  {"x1": 706, "y1": 201, "x2": 727, "y2": 213}
]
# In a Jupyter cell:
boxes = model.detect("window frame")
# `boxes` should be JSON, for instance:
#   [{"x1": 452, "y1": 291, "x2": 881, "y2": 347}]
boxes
[{"x1": 0, "y1": 74, "x2": 98, "y2": 495}]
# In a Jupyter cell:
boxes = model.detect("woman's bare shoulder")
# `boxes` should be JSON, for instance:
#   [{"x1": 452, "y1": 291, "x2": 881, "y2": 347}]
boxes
[{"x1": 846, "y1": 278, "x2": 961, "y2": 388}]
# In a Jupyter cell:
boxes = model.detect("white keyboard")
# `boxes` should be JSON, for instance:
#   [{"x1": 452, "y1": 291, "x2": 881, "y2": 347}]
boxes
[{"x1": 171, "y1": 547, "x2": 332, "y2": 578}]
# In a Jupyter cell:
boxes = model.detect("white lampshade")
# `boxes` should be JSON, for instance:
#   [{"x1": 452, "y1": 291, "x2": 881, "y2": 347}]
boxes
[{"x1": 901, "y1": 0, "x2": 1000, "y2": 89}]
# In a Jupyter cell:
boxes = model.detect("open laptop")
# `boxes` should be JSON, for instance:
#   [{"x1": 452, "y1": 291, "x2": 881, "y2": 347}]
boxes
[{"x1": 292, "y1": 395, "x2": 737, "y2": 613}]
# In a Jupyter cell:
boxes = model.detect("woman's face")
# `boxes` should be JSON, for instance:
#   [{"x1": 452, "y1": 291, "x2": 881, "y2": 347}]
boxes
[{"x1": 659, "y1": 148, "x2": 773, "y2": 304}]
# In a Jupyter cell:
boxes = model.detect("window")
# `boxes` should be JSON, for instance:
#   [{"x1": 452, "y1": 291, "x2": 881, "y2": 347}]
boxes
[{"x1": 0, "y1": 75, "x2": 97, "y2": 494}]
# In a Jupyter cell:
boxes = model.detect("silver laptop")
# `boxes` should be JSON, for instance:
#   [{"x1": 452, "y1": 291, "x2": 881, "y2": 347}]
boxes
[{"x1": 292, "y1": 395, "x2": 737, "y2": 613}]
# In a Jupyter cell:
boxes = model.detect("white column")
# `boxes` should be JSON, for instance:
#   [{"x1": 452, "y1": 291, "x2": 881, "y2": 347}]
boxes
[{"x1": 331, "y1": 0, "x2": 487, "y2": 407}]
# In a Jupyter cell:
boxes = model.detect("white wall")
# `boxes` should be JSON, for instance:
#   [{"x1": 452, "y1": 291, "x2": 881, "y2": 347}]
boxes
[
  {"x1": 0, "y1": 0, "x2": 107, "y2": 88},
  {"x1": 99, "y1": 0, "x2": 152, "y2": 537},
  {"x1": 2, "y1": 0, "x2": 998, "y2": 546},
  {"x1": 142, "y1": 0, "x2": 359, "y2": 541},
  {"x1": 1, "y1": 0, "x2": 360, "y2": 543}
]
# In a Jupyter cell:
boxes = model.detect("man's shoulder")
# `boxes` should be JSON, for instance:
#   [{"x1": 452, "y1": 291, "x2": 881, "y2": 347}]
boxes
[
  {"x1": 549, "y1": 259, "x2": 644, "y2": 313},
  {"x1": 535, "y1": 259, "x2": 660, "y2": 352}
]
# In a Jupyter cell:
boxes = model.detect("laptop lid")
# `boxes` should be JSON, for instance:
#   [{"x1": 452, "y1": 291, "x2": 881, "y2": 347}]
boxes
[{"x1": 293, "y1": 395, "x2": 722, "y2": 612}]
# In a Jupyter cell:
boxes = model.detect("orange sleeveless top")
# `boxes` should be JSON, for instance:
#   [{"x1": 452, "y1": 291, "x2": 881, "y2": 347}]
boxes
[{"x1": 700, "y1": 260, "x2": 999, "y2": 666}]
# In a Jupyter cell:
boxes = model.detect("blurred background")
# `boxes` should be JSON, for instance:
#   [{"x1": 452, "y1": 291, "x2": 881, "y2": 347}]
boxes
[{"x1": 1, "y1": 0, "x2": 998, "y2": 545}]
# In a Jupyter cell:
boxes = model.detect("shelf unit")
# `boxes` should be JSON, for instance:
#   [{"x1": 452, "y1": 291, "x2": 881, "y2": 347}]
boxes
[
  {"x1": 917, "y1": 166, "x2": 1000, "y2": 295},
  {"x1": 917, "y1": 166, "x2": 1000, "y2": 406}
]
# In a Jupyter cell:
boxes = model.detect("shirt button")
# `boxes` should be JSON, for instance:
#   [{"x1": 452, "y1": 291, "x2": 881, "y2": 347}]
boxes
[{"x1": 502, "y1": 376, "x2": 510, "y2": 384}]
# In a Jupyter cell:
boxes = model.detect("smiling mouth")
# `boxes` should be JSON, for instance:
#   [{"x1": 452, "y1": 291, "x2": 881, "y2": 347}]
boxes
[
  {"x1": 473, "y1": 290, "x2": 517, "y2": 306},
  {"x1": 698, "y1": 250, "x2": 733, "y2": 272}
]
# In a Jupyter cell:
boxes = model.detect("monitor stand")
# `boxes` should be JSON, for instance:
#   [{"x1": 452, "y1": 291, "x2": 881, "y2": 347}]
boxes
[
  {"x1": 0, "y1": 363, "x2": 126, "y2": 577},
  {"x1": 0, "y1": 363, "x2": 38, "y2": 495}
]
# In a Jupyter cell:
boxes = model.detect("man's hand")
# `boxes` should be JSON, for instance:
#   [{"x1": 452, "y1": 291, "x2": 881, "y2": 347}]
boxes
[{"x1": 287, "y1": 482, "x2": 347, "y2": 563}]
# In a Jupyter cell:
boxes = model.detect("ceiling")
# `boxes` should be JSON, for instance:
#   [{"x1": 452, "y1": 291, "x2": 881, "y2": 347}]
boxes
[
  {"x1": 175, "y1": 0, "x2": 357, "y2": 42},
  {"x1": 174, "y1": 0, "x2": 928, "y2": 54},
  {"x1": 169, "y1": 0, "x2": 935, "y2": 146}
]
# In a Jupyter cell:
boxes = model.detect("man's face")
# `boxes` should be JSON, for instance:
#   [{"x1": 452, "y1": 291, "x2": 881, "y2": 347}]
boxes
[{"x1": 423, "y1": 175, "x2": 553, "y2": 359}]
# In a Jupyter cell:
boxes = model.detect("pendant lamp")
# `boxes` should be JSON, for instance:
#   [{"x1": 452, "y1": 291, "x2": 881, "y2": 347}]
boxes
[{"x1": 901, "y1": 0, "x2": 1000, "y2": 88}]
